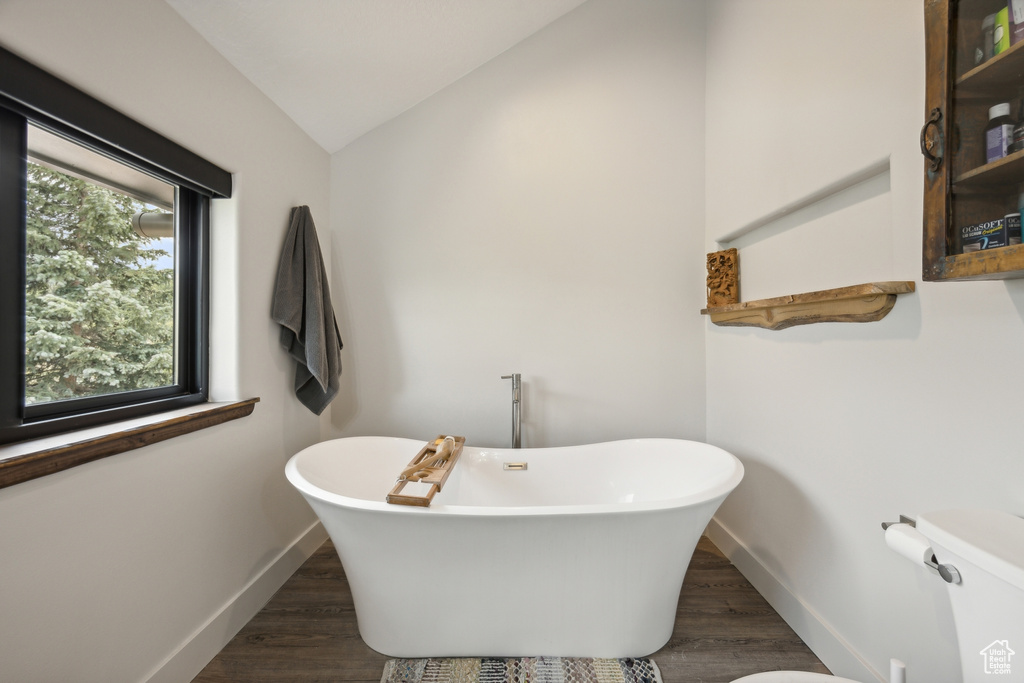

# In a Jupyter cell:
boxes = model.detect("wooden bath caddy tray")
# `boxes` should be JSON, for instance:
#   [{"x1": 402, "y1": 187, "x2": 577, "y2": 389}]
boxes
[{"x1": 386, "y1": 435, "x2": 466, "y2": 507}]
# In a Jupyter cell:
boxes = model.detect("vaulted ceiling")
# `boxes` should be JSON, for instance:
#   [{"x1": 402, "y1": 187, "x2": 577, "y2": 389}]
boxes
[{"x1": 165, "y1": 0, "x2": 589, "y2": 154}]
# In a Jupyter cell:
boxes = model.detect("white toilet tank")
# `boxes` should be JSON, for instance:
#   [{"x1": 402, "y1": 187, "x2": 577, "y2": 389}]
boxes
[{"x1": 917, "y1": 510, "x2": 1024, "y2": 683}]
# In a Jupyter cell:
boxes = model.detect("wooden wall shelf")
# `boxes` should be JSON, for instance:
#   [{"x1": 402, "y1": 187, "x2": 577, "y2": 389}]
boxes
[{"x1": 701, "y1": 281, "x2": 915, "y2": 331}]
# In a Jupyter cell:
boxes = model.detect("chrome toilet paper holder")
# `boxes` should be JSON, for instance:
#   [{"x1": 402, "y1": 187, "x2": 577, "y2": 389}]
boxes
[
  {"x1": 882, "y1": 515, "x2": 961, "y2": 584},
  {"x1": 880, "y1": 514, "x2": 917, "y2": 531}
]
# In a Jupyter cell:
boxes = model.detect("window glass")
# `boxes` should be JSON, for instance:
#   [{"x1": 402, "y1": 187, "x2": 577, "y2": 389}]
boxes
[{"x1": 24, "y1": 124, "x2": 177, "y2": 405}]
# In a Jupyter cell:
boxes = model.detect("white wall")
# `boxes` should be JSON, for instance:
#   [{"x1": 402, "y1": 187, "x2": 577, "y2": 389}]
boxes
[
  {"x1": 706, "y1": 1, "x2": 1024, "y2": 681},
  {"x1": 0, "y1": 1, "x2": 331, "y2": 681},
  {"x1": 329, "y1": 0, "x2": 708, "y2": 448}
]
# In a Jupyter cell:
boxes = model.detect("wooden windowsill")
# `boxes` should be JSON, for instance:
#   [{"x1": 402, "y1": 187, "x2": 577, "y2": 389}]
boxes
[{"x1": 0, "y1": 398, "x2": 259, "y2": 490}]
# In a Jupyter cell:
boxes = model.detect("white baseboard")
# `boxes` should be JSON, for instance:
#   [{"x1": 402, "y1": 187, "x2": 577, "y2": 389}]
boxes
[
  {"x1": 705, "y1": 517, "x2": 882, "y2": 683},
  {"x1": 143, "y1": 521, "x2": 328, "y2": 683}
]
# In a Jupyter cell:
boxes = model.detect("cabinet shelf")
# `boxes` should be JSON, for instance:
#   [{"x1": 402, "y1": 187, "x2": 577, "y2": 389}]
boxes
[
  {"x1": 954, "y1": 148, "x2": 1024, "y2": 190},
  {"x1": 955, "y1": 38, "x2": 1024, "y2": 97},
  {"x1": 701, "y1": 282, "x2": 915, "y2": 331},
  {"x1": 930, "y1": 243, "x2": 1024, "y2": 280}
]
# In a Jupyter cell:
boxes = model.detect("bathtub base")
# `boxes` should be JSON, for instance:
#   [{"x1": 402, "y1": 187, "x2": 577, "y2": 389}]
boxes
[{"x1": 310, "y1": 499, "x2": 721, "y2": 658}]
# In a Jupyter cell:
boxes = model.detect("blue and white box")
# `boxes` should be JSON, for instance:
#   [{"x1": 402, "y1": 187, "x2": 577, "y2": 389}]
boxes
[{"x1": 962, "y1": 217, "x2": 1008, "y2": 252}]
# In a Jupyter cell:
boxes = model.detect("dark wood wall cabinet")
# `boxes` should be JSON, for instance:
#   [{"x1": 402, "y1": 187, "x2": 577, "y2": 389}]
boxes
[{"x1": 924, "y1": 0, "x2": 1024, "y2": 280}]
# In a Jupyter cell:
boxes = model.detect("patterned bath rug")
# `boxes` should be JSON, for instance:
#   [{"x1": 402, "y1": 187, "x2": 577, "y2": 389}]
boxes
[{"x1": 381, "y1": 657, "x2": 662, "y2": 683}]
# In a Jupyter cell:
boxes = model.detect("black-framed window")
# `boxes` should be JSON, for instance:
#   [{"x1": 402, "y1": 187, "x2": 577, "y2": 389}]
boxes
[{"x1": 0, "y1": 46, "x2": 232, "y2": 445}]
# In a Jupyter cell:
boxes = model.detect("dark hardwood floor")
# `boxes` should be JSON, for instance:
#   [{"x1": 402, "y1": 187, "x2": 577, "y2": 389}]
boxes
[{"x1": 192, "y1": 536, "x2": 829, "y2": 683}]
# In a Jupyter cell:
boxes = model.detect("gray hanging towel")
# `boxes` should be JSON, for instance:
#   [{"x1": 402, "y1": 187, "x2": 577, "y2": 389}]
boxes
[{"x1": 271, "y1": 206, "x2": 343, "y2": 415}]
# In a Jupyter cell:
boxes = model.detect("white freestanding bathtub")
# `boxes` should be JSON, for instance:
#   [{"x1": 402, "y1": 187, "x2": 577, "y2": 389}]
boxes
[{"x1": 285, "y1": 436, "x2": 743, "y2": 658}]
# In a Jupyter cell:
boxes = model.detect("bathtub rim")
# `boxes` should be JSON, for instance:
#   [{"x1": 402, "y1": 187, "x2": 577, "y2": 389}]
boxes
[{"x1": 285, "y1": 435, "x2": 744, "y2": 518}]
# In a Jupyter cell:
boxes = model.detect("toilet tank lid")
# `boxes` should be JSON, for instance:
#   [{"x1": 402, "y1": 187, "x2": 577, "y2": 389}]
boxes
[{"x1": 917, "y1": 509, "x2": 1024, "y2": 591}]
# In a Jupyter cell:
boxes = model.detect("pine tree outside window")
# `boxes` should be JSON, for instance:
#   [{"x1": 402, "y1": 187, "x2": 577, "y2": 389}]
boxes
[
  {"x1": 0, "y1": 46, "x2": 232, "y2": 444},
  {"x1": 25, "y1": 125, "x2": 177, "y2": 407}
]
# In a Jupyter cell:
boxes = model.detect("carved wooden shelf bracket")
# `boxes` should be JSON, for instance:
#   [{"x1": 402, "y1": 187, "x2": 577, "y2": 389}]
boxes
[{"x1": 701, "y1": 281, "x2": 916, "y2": 331}]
